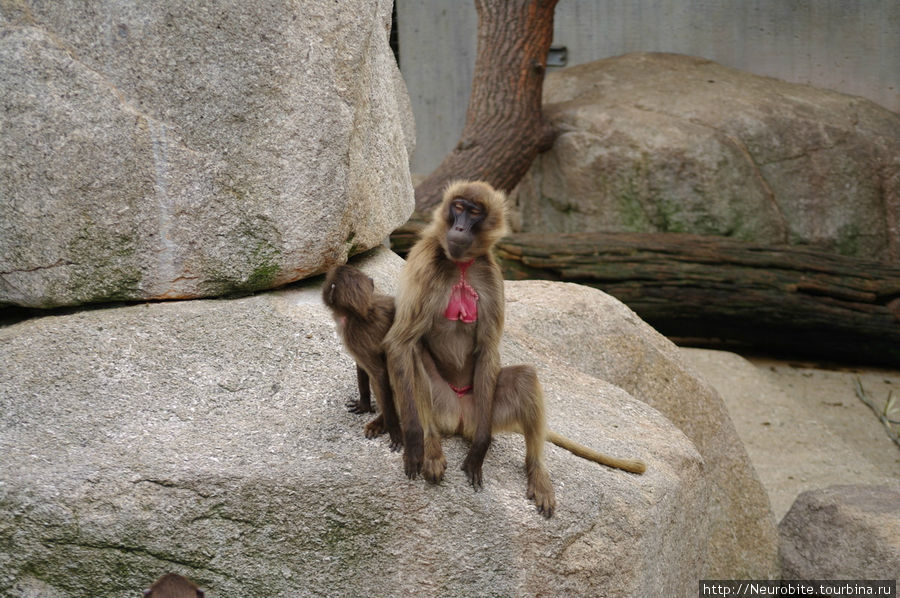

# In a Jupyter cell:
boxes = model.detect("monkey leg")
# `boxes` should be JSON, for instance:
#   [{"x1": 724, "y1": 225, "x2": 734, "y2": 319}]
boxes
[
  {"x1": 493, "y1": 365, "x2": 556, "y2": 518},
  {"x1": 347, "y1": 364, "x2": 374, "y2": 414},
  {"x1": 363, "y1": 370, "x2": 403, "y2": 452}
]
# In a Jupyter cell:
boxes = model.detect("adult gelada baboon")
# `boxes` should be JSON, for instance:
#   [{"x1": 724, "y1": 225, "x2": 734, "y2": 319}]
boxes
[
  {"x1": 323, "y1": 265, "x2": 403, "y2": 451},
  {"x1": 324, "y1": 263, "x2": 645, "y2": 499},
  {"x1": 385, "y1": 180, "x2": 645, "y2": 517}
]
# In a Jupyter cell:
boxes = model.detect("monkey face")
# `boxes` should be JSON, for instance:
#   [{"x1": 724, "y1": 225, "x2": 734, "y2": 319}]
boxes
[
  {"x1": 445, "y1": 198, "x2": 485, "y2": 260},
  {"x1": 428, "y1": 180, "x2": 509, "y2": 262}
]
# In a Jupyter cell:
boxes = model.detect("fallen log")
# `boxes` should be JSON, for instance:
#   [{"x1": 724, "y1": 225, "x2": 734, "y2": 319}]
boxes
[{"x1": 496, "y1": 232, "x2": 900, "y2": 366}]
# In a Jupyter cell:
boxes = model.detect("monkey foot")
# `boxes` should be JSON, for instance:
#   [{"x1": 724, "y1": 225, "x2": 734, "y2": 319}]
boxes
[
  {"x1": 527, "y1": 471, "x2": 556, "y2": 518},
  {"x1": 529, "y1": 489, "x2": 556, "y2": 518},
  {"x1": 364, "y1": 414, "x2": 386, "y2": 438},
  {"x1": 365, "y1": 416, "x2": 403, "y2": 452},
  {"x1": 346, "y1": 399, "x2": 374, "y2": 414},
  {"x1": 461, "y1": 456, "x2": 484, "y2": 490},
  {"x1": 388, "y1": 431, "x2": 403, "y2": 453},
  {"x1": 422, "y1": 455, "x2": 446, "y2": 484}
]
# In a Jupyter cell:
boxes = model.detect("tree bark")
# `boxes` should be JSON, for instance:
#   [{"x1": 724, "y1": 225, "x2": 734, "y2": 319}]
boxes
[
  {"x1": 497, "y1": 232, "x2": 900, "y2": 366},
  {"x1": 413, "y1": 0, "x2": 560, "y2": 213}
]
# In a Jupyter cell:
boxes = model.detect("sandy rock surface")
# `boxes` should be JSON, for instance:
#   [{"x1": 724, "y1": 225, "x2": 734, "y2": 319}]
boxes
[
  {"x1": 680, "y1": 348, "x2": 900, "y2": 520},
  {"x1": 1, "y1": 249, "x2": 708, "y2": 598}
]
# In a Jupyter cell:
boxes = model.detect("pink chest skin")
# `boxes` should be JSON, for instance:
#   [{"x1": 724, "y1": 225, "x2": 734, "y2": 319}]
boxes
[{"x1": 444, "y1": 259, "x2": 478, "y2": 323}]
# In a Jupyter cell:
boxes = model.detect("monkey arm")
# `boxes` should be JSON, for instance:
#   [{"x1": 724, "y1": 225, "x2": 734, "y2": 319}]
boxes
[
  {"x1": 384, "y1": 333, "x2": 425, "y2": 478},
  {"x1": 461, "y1": 343, "x2": 500, "y2": 488},
  {"x1": 460, "y1": 270, "x2": 505, "y2": 489},
  {"x1": 384, "y1": 282, "x2": 437, "y2": 480}
]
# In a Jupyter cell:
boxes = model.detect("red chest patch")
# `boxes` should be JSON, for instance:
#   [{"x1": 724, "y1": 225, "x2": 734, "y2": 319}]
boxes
[{"x1": 444, "y1": 259, "x2": 478, "y2": 323}]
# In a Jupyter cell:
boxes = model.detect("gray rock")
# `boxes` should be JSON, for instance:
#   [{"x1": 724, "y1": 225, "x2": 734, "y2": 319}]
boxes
[
  {"x1": 779, "y1": 485, "x2": 900, "y2": 581},
  {"x1": 0, "y1": 248, "x2": 706, "y2": 598},
  {"x1": 511, "y1": 52, "x2": 900, "y2": 262},
  {"x1": 504, "y1": 281, "x2": 780, "y2": 578},
  {"x1": 0, "y1": 1, "x2": 414, "y2": 309}
]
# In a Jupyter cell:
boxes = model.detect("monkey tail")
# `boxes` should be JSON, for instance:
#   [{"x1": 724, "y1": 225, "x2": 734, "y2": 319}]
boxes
[{"x1": 546, "y1": 430, "x2": 646, "y2": 474}]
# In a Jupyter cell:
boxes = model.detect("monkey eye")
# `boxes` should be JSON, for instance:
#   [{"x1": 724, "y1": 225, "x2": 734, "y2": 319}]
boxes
[{"x1": 452, "y1": 202, "x2": 465, "y2": 214}]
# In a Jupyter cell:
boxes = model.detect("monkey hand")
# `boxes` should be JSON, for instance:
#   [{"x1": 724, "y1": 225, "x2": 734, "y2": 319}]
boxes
[
  {"x1": 403, "y1": 429, "x2": 424, "y2": 479},
  {"x1": 364, "y1": 414, "x2": 403, "y2": 452}
]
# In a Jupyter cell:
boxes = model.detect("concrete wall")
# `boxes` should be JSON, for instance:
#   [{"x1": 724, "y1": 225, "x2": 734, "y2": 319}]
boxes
[{"x1": 397, "y1": 0, "x2": 900, "y2": 174}]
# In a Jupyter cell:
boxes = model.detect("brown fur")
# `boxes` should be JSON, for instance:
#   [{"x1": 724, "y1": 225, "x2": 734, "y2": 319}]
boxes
[
  {"x1": 384, "y1": 181, "x2": 645, "y2": 517},
  {"x1": 323, "y1": 265, "x2": 402, "y2": 450},
  {"x1": 143, "y1": 573, "x2": 203, "y2": 598},
  {"x1": 384, "y1": 180, "x2": 558, "y2": 514}
]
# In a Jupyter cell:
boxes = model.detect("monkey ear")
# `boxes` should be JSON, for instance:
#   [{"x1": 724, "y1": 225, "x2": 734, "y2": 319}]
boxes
[
  {"x1": 196, "y1": 590, "x2": 205, "y2": 598},
  {"x1": 322, "y1": 267, "x2": 339, "y2": 307},
  {"x1": 143, "y1": 591, "x2": 152, "y2": 598}
]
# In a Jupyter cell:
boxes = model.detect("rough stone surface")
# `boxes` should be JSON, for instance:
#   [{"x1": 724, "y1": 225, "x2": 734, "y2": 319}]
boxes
[
  {"x1": 511, "y1": 52, "x2": 900, "y2": 262},
  {"x1": 680, "y1": 348, "x2": 900, "y2": 521},
  {"x1": 0, "y1": 1, "x2": 414, "y2": 309},
  {"x1": 504, "y1": 281, "x2": 780, "y2": 578},
  {"x1": 0, "y1": 248, "x2": 707, "y2": 598},
  {"x1": 779, "y1": 485, "x2": 900, "y2": 581}
]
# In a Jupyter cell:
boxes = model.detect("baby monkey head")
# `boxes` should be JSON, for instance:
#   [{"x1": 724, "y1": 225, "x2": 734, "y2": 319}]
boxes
[{"x1": 322, "y1": 265, "x2": 376, "y2": 319}]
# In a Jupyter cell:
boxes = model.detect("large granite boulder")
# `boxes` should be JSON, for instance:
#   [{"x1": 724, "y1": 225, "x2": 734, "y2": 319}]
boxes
[
  {"x1": 0, "y1": 249, "x2": 710, "y2": 597},
  {"x1": 512, "y1": 52, "x2": 900, "y2": 262},
  {"x1": 504, "y1": 281, "x2": 779, "y2": 578},
  {"x1": 779, "y1": 485, "x2": 900, "y2": 581},
  {"x1": 0, "y1": 1, "x2": 414, "y2": 309}
]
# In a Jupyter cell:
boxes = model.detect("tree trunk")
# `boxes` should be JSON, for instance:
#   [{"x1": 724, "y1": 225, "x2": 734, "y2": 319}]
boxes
[
  {"x1": 497, "y1": 232, "x2": 900, "y2": 366},
  {"x1": 413, "y1": 0, "x2": 560, "y2": 213}
]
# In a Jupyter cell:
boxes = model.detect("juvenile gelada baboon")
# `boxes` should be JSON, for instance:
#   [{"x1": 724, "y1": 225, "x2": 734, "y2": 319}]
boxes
[
  {"x1": 323, "y1": 264, "x2": 403, "y2": 450},
  {"x1": 143, "y1": 573, "x2": 204, "y2": 598},
  {"x1": 384, "y1": 180, "x2": 645, "y2": 517}
]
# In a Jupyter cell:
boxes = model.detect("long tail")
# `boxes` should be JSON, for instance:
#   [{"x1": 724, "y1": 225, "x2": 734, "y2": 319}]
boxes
[{"x1": 546, "y1": 430, "x2": 646, "y2": 474}]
